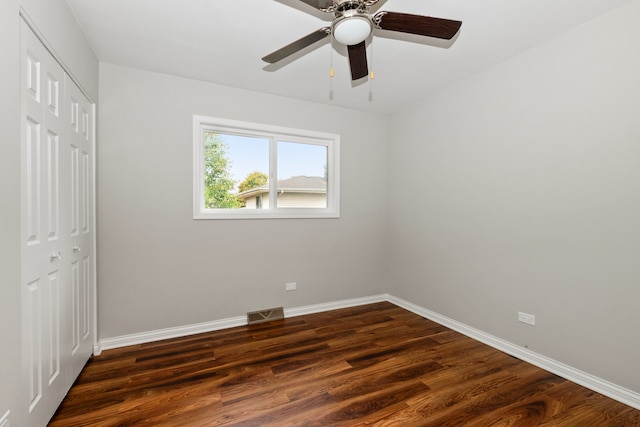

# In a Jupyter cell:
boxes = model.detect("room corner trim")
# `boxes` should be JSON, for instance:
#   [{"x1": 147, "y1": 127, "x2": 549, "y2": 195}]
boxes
[
  {"x1": 0, "y1": 410, "x2": 11, "y2": 427},
  {"x1": 93, "y1": 343, "x2": 102, "y2": 357},
  {"x1": 385, "y1": 294, "x2": 640, "y2": 411}
]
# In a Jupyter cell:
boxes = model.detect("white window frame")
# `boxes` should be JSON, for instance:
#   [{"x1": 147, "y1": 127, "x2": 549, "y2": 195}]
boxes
[{"x1": 193, "y1": 115, "x2": 340, "y2": 219}]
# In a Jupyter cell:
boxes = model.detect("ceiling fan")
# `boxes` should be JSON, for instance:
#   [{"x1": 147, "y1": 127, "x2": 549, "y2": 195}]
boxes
[{"x1": 262, "y1": 0, "x2": 462, "y2": 81}]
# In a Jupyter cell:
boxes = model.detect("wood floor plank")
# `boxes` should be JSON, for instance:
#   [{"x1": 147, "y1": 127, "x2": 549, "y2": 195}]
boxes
[{"x1": 49, "y1": 302, "x2": 639, "y2": 426}]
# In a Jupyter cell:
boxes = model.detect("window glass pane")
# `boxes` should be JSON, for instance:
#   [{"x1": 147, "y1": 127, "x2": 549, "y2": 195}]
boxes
[
  {"x1": 277, "y1": 141, "x2": 328, "y2": 208},
  {"x1": 203, "y1": 132, "x2": 269, "y2": 209}
]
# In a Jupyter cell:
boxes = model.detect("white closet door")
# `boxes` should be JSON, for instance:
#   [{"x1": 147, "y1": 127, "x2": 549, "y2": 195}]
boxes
[
  {"x1": 65, "y1": 74, "x2": 94, "y2": 385},
  {"x1": 20, "y1": 21, "x2": 95, "y2": 427},
  {"x1": 21, "y1": 22, "x2": 69, "y2": 427}
]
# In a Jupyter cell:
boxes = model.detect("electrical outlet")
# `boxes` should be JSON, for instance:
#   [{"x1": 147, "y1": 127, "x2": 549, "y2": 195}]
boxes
[
  {"x1": 518, "y1": 312, "x2": 536, "y2": 326},
  {"x1": 285, "y1": 282, "x2": 297, "y2": 291}
]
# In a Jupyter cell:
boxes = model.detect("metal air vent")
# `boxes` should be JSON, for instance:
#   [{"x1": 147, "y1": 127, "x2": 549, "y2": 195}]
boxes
[{"x1": 247, "y1": 307, "x2": 285, "y2": 325}]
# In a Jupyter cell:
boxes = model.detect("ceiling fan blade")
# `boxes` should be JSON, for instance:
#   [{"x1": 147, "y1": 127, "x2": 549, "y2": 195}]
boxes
[
  {"x1": 347, "y1": 41, "x2": 368, "y2": 80},
  {"x1": 297, "y1": 0, "x2": 335, "y2": 11},
  {"x1": 374, "y1": 11, "x2": 462, "y2": 40},
  {"x1": 262, "y1": 28, "x2": 331, "y2": 63}
]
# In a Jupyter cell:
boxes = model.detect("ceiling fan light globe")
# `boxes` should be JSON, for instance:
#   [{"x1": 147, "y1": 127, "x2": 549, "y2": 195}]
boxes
[{"x1": 333, "y1": 16, "x2": 372, "y2": 45}]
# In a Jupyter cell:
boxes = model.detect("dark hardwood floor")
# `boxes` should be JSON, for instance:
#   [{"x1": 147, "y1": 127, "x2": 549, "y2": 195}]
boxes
[{"x1": 49, "y1": 302, "x2": 639, "y2": 426}]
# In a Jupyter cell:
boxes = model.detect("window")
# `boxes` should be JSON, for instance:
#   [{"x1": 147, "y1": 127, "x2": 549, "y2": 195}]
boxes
[{"x1": 193, "y1": 115, "x2": 340, "y2": 219}]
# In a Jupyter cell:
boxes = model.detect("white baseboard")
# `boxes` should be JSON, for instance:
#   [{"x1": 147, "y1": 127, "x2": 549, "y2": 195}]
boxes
[
  {"x1": 98, "y1": 315, "x2": 247, "y2": 352},
  {"x1": 96, "y1": 295, "x2": 388, "y2": 353},
  {"x1": 284, "y1": 294, "x2": 387, "y2": 318},
  {"x1": 385, "y1": 294, "x2": 640, "y2": 411},
  {"x1": 96, "y1": 293, "x2": 640, "y2": 410},
  {"x1": 0, "y1": 410, "x2": 11, "y2": 427}
]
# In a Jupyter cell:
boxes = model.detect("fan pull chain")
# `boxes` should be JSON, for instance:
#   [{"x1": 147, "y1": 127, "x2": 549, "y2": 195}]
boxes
[
  {"x1": 329, "y1": 34, "x2": 335, "y2": 78},
  {"x1": 329, "y1": 34, "x2": 335, "y2": 100},
  {"x1": 368, "y1": 39, "x2": 374, "y2": 101},
  {"x1": 369, "y1": 38, "x2": 375, "y2": 80}
]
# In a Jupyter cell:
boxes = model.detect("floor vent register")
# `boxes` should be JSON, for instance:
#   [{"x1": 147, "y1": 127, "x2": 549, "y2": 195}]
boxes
[{"x1": 247, "y1": 307, "x2": 285, "y2": 325}]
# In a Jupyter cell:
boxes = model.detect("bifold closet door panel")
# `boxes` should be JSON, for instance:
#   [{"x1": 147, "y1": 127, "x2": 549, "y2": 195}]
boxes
[
  {"x1": 65, "y1": 73, "x2": 94, "y2": 386},
  {"x1": 20, "y1": 20, "x2": 95, "y2": 426},
  {"x1": 21, "y1": 20, "x2": 70, "y2": 426}
]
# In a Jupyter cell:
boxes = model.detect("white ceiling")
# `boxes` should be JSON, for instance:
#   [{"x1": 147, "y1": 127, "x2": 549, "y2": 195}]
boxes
[{"x1": 65, "y1": 0, "x2": 631, "y2": 114}]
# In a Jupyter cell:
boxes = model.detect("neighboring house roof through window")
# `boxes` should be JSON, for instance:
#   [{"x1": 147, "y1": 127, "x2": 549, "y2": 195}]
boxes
[{"x1": 237, "y1": 175, "x2": 327, "y2": 199}]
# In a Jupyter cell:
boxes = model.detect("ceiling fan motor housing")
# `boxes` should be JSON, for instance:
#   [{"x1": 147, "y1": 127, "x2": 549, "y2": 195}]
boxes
[{"x1": 335, "y1": 0, "x2": 365, "y2": 11}]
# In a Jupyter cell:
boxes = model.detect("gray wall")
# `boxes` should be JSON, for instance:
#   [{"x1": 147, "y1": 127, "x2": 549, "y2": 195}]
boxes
[
  {"x1": 387, "y1": 0, "x2": 640, "y2": 394},
  {"x1": 97, "y1": 63, "x2": 389, "y2": 339},
  {"x1": 0, "y1": 0, "x2": 97, "y2": 425}
]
